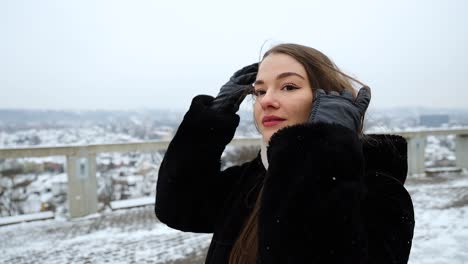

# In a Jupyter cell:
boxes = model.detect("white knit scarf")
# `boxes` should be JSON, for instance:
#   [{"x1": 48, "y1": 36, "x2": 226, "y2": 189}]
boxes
[{"x1": 260, "y1": 139, "x2": 269, "y2": 170}]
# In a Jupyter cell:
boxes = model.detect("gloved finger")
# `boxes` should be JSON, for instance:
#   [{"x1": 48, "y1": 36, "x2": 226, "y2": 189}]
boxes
[
  {"x1": 312, "y1": 89, "x2": 326, "y2": 103},
  {"x1": 354, "y1": 86, "x2": 371, "y2": 113},
  {"x1": 341, "y1": 90, "x2": 354, "y2": 100},
  {"x1": 244, "y1": 85, "x2": 255, "y2": 94},
  {"x1": 232, "y1": 62, "x2": 259, "y2": 78},
  {"x1": 221, "y1": 89, "x2": 249, "y2": 110},
  {"x1": 315, "y1": 89, "x2": 326, "y2": 96},
  {"x1": 222, "y1": 84, "x2": 252, "y2": 99},
  {"x1": 233, "y1": 89, "x2": 249, "y2": 104},
  {"x1": 234, "y1": 72, "x2": 258, "y2": 85}
]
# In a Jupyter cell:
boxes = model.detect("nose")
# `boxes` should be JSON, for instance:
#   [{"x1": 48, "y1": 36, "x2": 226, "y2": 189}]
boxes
[{"x1": 258, "y1": 89, "x2": 280, "y2": 110}]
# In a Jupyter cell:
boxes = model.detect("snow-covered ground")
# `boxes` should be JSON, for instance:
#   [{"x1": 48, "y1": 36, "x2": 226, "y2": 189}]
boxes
[
  {"x1": 406, "y1": 172, "x2": 468, "y2": 263},
  {"x1": 0, "y1": 206, "x2": 212, "y2": 264},
  {"x1": 0, "y1": 172, "x2": 467, "y2": 263}
]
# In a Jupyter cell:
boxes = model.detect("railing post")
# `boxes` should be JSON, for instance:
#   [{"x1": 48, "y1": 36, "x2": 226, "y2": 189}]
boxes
[
  {"x1": 66, "y1": 149, "x2": 98, "y2": 218},
  {"x1": 455, "y1": 134, "x2": 468, "y2": 169},
  {"x1": 407, "y1": 136, "x2": 426, "y2": 175}
]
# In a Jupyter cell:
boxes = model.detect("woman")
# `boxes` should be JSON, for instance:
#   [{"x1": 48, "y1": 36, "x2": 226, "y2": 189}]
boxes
[{"x1": 155, "y1": 43, "x2": 414, "y2": 263}]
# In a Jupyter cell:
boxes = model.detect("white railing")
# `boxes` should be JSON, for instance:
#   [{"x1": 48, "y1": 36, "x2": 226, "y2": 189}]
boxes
[{"x1": 1, "y1": 128, "x2": 468, "y2": 219}]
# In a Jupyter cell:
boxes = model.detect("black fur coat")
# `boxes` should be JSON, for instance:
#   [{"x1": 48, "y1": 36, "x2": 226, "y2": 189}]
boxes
[{"x1": 155, "y1": 95, "x2": 415, "y2": 264}]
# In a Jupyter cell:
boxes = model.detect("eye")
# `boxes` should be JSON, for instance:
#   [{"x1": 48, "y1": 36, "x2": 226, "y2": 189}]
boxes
[
  {"x1": 253, "y1": 89, "x2": 266, "y2": 97},
  {"x1": 282, "y1": 83, "x2": 300, "y2": 91}
]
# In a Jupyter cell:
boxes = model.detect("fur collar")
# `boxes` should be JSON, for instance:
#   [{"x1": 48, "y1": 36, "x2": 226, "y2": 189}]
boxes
[
  {"x1": 362, "y1": 134, "x2": 408, "y2": 184},
  {"x1": 258, "y1": 133, "x2": 408, "y2": 184}
]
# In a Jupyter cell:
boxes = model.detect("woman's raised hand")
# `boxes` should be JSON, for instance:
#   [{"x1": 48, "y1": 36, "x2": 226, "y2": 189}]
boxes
[
  {"x1": 308, "y1": 86, "x2": 371, "y2": 133},
  {"x1": 210, "y1": 63, "x2": 258, "y2": 113}
]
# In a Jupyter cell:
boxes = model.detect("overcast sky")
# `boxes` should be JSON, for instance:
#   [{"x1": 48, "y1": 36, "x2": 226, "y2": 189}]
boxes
[{"x1": 1, "y1": 0, "x2": 467, "y2": 111}]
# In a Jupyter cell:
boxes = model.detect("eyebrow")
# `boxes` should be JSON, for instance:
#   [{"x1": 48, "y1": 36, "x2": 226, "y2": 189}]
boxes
[{"x1": 254, "y1": 72, "x2": 305, "y2": 85}]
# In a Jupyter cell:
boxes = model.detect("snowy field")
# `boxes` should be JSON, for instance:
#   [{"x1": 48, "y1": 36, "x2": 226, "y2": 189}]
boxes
[
  {"x1": 0, "y1": 172, "x2": 467, "y2": 264},
  {"x1": 0, "y1": 206, "x2": 212, "y2": 264},
  {"x1": 406, "y1": 172, "x2": 468, "y2": 263}
]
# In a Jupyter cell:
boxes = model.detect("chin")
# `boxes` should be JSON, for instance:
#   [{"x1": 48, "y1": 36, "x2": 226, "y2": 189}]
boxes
[
  {"x1": 262, "y1": 131, "x2": 276, "y2": 144},
  {"x1": 261, "y1": 133, "x2": 271, "y2": 143}
]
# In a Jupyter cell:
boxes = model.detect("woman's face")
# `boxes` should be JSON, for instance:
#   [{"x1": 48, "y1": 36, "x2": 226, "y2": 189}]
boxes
[{"x1": 254, "y1": 53, "x2": 314, "y2": 143}]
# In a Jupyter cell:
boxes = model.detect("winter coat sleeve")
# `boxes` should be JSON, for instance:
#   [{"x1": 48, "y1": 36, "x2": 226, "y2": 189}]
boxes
[
  {"x1": 363, "y1": 135, "x2": 415, "y2": 264},
  {"x1": 155, "y1": 95, "x2": 246, "y2": 233},
  {"x1": 257, "y1": 122, "x2": 414, "y2": 263}
]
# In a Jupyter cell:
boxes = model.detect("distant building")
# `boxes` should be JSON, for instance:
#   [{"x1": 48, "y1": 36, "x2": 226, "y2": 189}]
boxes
[{"x1": 419, "y1": 114, "x2": 450, "y2": 127}]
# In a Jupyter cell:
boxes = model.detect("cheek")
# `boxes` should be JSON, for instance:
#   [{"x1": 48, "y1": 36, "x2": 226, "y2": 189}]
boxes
[
  {"x1": 253, "y1": 103, "x2": 262, "y2": 128},
  {"x1": 292, "y1": 99, "x2": 313, "y2": 123}
]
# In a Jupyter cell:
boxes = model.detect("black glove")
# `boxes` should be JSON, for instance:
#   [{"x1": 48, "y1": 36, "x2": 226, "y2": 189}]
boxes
[
  {"x1": 309, "y1": 86, "x2": 371, "y2": 132},
  {"x1": 210, "y1": 63, "x2": 258, "y2": 113}
]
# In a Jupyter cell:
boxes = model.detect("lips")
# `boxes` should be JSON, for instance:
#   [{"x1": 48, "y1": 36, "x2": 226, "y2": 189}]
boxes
[{"x1": 262, "y1": 115, "x2": 286, "y2": 127}]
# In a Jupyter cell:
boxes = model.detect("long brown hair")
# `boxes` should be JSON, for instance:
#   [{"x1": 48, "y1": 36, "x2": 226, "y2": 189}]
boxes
[{"x1": 228, "y1": 43, "x2": 367, "y2": 264}]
